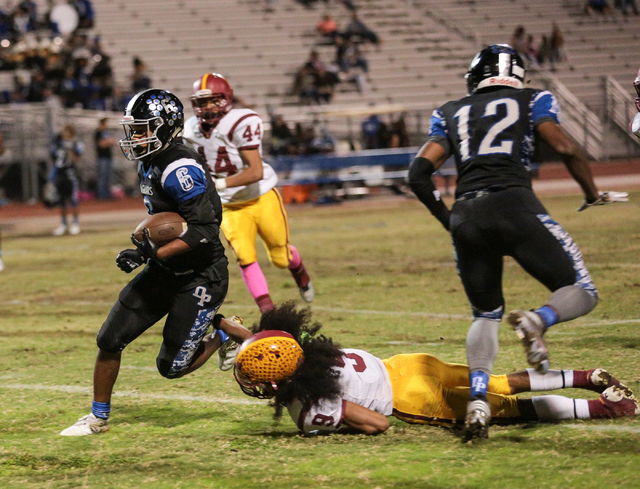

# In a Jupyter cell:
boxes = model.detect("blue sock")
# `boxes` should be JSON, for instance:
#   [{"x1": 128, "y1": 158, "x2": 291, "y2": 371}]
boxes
[
  {"x1": 535, "y1": 306, "x2": 558, "y2": 329},
  {"x1": 216, "y1": 329, "x2": 230, "y2": 344},
  {"x1": 470, "y1": 371, "x2": 489, "y2": 400},
  {"x1": 91, "y1": 401, "x2": 111, "y2": 420}
]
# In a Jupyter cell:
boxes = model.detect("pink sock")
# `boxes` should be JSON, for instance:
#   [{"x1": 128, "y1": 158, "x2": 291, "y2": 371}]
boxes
[
  {"x1": 287, "y1": 245, "x2": 310, "y2": 288},
  {"x1": 240, "y1": 262, "x2": 270, "y2": 301},
  {"x1": 288, "y1": 245, "x2": 301, "y2": 269}
]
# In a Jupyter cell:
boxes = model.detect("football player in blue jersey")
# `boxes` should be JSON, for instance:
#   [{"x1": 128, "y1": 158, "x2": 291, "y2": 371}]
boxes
[
  {"x1": 408, "y1": 44, "x2": 628, "y2": 441},
  {"x1": 61, "y1": 89, "x2": 252, "y2": 436}
]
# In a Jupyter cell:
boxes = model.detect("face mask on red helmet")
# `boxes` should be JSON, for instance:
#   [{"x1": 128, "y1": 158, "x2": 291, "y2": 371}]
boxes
[{"x1": 634, "y1": 74, "x2": 640, "y2": 112}]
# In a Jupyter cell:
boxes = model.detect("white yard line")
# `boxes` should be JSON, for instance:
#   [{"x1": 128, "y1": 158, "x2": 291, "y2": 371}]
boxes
[
  {"x1": 563, "y1": 424, "x2": 640, "y2": 433},
  {"x1": 0, "y1": 383, "x2": 261, "y2": 405}
]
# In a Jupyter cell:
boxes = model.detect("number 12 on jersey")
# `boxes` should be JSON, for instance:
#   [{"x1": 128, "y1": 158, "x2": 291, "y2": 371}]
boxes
[{"x1": 453, "y1": 98, "x2": 519, "y2": 162}]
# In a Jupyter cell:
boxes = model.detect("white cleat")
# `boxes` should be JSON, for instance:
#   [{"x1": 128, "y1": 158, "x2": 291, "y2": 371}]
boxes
[
  {"x1": 507, "y1": 310, "x2": 549, "y2": 374},
  {"x1": 0, "y1": 257, "x2": 4, "y2": 272},
  {"x1": 69, "y1": 223, "x2": 81, "y2": 235},
  {"x1": 217, "y1": 315, "x2": 243, "y2": 371},
  {"x1": 299, "y1": 281, "x2": 314, "y2": 303},
  {"x1": 218, "y1": 340, "x2": 240, "y2": 371},
  {"x1": 600, "y1": 385, "x2": 640, "y2": 417},
  {"x1": 53, "y1": 224, "x2": 68, "y2": 236},
  {"x1": 463, "y1": 399, "x2": 491, "y2": 442},
  {"x1": 60, "y1": 413, "x2": 110, "y2": 436}
]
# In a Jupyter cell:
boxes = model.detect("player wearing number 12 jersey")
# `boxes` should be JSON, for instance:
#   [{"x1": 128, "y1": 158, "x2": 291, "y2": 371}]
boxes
[
  {"x1": 408, "y1": 44, "x2": 628, "y2": 440},
  {"x1": 183, "y1": 73, "x2": 313, "y2": 314},
  {"x1": 233, "y1": 303, "x2": 639, "y2": 437}
]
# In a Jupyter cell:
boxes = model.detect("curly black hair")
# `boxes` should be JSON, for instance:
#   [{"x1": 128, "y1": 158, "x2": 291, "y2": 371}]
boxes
[{"x1": 253, "y1": 302, "x2": 344, "y2": 419}]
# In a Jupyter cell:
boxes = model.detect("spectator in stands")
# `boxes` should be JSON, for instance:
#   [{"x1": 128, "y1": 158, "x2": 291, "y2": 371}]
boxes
[
  {"x1": 510, "y1": 26, "x2": 527, "y2": 59},
  {"x1": 361, "y1": 113, "x2": 387, "y2": 150},
  {"x1": 550, "y1": 23, "x2": 567, "y2": 63},
  {"x1": 293, "y1": 65, "x2": 320, "y2": 104},
  {"x1": 525, "y1": 35, "x2": 539, "y2": 69},
  {"x1": 12, "y1": 4, "x2": 36, "y2": 37},
  {"x1": 293, "y1": 122, "x2": 315, "y2": 155},
  {"x1": 345, "y1": 12, "x2": 379, "y2": 45},
  {"x1": 315, "y1": 66, "x2": 340, "y2": 103},
  {"x1": 268, "y1": 115, "x2": 295, "y2": 156},
  {"x1": 73, "y1": 0, "x2": 95, "y2": 29},
  {"x1": 337, "y1": 42, "x2": 369, "y2": 94},
  {"x1": 389, "y1": 115, "x2": 410, "y2": 149},
  {"x1": 130, "y1": 56, "x2": 151, "y2": 93},
  {"x1": 25, "y1": 69, "x2": 45, "y2": 102},
  {"x1": 615, "y1": 0, "x2": 639, "y2": 15},
  {"x1": 584, "y1": 0, "x2": 612, "y2": 15},
  {"x1": 537, "y1": 35, "x2": 552, "y2": 67},
  {"x1": 341, "y1": 0, "x2": 357, "y2": 11},
  {"x1": 317, "y1": 14, "x2": 338, "y2": 44},
  {"x1": 95, "y1": 117, "x2": 115, "y2": 200},
  {"x1": 310, "y1": 126, "x2": 336, "y2": 154}
]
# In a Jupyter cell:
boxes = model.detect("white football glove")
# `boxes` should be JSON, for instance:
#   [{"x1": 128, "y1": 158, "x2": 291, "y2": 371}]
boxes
[{"x1": 577, "y1": 191, "x2": 629, "y2": 212}]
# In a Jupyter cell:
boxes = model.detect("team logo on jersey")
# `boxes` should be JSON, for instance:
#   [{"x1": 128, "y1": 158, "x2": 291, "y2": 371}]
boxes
[
  {"x1": 176, "y1": 168, "x2": 194, "y2": 192},
  {"x1": 140, "y1": 184, "x2": 153, "y2": 196}
]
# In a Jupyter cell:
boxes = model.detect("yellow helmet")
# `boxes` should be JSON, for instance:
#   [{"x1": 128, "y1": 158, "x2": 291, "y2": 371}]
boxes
[{"x1": 234, "y1": 330, "x2": 304, "y2": 398}]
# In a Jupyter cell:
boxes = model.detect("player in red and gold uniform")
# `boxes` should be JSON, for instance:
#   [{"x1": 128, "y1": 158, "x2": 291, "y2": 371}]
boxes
[
  {"x1": 234, "y1": 303, "x2": 639, "y2": 438},
  {"x1": 183, "y1": 74, "x2": 313, "y2": 314},
  {"x1": 631, "y1": 68, "x2": 640, "y2": 140}
]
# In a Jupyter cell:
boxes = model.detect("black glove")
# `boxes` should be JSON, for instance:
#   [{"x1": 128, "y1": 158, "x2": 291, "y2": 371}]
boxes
[
  {"x1": 116, "y1": 249, "x2": 147, "y2": 273},
  {"x1": 131, "y1": 227, "x2": 159, "y2": 260}
]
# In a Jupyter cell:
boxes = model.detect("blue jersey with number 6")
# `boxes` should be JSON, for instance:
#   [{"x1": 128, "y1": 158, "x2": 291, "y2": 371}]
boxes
[{"x1": 428, "y1": 87, "x2": 560, "y2": 196}]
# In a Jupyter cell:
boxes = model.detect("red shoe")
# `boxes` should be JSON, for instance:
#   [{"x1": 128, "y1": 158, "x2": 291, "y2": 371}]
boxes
[
  {"x1": 599, "y1": 385, "x2": 640, "y2": 418},
  {"x1": 586, "y1": 368, "x2": 622, "y2": 393}
]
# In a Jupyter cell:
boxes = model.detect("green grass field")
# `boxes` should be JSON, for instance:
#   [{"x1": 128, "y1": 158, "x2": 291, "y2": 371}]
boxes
[{"x1": 1, "y1": 191, "x2": 639, "y2": 488}]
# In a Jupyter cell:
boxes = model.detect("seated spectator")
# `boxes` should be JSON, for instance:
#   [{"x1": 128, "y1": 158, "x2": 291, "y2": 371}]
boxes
[
  {"x1": 309, "y1": 127, "x2": 336, "y2": 154},
  {"x1": 316, "y1": 14, "x2": 338, "y2": 44},
  {"x1": 584, "y1": 0, "x2": 612, "y2": 14},
  {"x1": 292, "y1": 65, "x2": 319, "y2": 104},
  {"x1": 615, "y1": 0, "x2": 639, "y2": 15},
  {"x1": 337, "y1": 42, "x2": 369, "y2": 93},
  {"x1": 268, "y1": 115, "x2": 295, "y2": 156},
  {"x1": 12, "y1": 4, "x2": 36, "y2": 37},
  {"x1": 304, "y1": 49, "x2": 325, "y2": 72},
  {"x1": 525, "y1": 35, "x2": 539, "y2": 68},
  {"x1": 315, "y1": 66, "x2": 340, "y2": 103},
  {"x1": 345, "y1": 13, "x2": 379, "y2": 45},
  {"x1": 73, "y1": 0, "x2": 95, "y2": 29}
]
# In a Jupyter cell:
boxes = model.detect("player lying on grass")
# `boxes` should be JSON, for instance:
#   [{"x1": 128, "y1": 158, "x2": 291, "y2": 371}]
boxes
[{"x1": 233, "y1": 303, "x2": 639, "y2": 438}]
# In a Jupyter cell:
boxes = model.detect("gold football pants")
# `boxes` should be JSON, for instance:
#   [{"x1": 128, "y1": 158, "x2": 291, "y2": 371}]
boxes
[
  {"x1": 221, "y1": 188, "x2": 292, "y2": 268},
  {"x1": 383, "y1": 354, "x2": 520, "y2": 426}
]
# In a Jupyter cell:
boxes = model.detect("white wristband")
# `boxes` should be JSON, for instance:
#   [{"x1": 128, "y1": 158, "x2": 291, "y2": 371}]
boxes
[{"x1": 215, "y1": 178, "x2": 227, "y2": 191}]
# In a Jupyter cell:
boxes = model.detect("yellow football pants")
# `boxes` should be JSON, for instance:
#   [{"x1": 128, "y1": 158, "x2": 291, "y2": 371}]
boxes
[
  {"x1": 383, "y1": 354, "x2": 521, "y2": 426},
  {"x1": 221, "y1": 188, "x2": 292, "y2": 268}
]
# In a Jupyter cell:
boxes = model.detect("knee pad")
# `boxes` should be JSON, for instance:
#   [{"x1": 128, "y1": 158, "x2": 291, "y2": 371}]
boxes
[
  {"x1": 156, "y1": 357, "x2": 186, "y2": 379},
  {"x1": 268, "y1": 245, "x2": 290, "y2": 269}
]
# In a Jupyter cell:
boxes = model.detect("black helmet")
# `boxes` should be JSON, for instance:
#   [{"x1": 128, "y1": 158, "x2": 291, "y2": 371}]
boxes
[
  {"x1": 119, "y1": 88, "x2": 184, "y2": 161},
  {"x1": 465, "y1": 44, "x2": 525, "y2": 95}
]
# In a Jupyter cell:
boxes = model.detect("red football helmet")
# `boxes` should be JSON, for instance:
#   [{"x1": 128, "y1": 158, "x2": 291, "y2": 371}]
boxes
[
  {"x1": 634, "y1": 68, "x2": 640, "y2": 112},
  {"x1": 191, "y1": 73, "x2": 234, "y2": 133}
]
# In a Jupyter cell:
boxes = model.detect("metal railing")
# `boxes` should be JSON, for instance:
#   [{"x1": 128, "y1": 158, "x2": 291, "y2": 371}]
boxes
[
  {"x1": 0, "y1": 104, "x2": 135, "y2": 202},
  {"x1": 541, "y1": 76, "x2": 603, "y2": 160},
  {"x1": 604, "y1": 75, "x2": 639, "y2": 144}
]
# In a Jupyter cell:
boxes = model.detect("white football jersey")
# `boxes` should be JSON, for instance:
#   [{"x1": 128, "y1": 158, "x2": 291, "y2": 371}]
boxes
[
  {"x1": 183, "y1": 108, "x2": 278, "y2": 204},
  {"x1": 631, "y1": 112, "x2": 640, "y2": 139},
  {"x1": 286, "y1": 349, "x2": 394, "y2": 435}
]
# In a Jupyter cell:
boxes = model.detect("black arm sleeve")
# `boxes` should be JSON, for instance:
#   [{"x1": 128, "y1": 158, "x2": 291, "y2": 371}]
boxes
[
  {"x1": 407, "y1": 156, "x2": 451, "y2": 231},
  {"x1": 177, "y1": 191, "x2": 221, "y2": 248}
]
